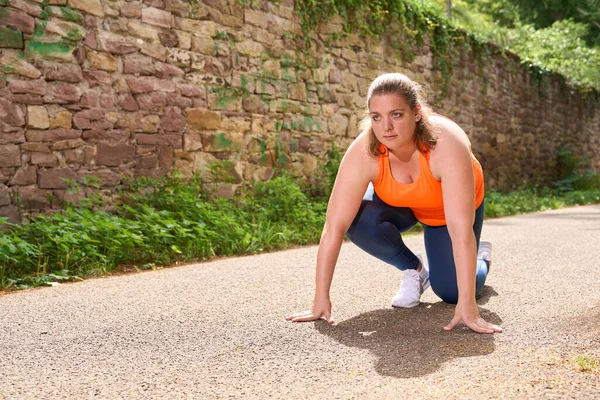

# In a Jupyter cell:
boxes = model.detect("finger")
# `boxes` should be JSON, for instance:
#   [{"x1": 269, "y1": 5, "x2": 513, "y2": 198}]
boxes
[
  {"x1": 323, "y1": 311, "x2": 334, "y2": 325},
  {"x1": 285, "y1": 310, "x2": 312, "y2": 320},
  {"x1": 443, "y1": 316, "x2": 461, "y2": 331},
  {"x1": 467, "y1": 318, "x2": 497, "y2": 334},
  {"x1": 473, "y1": 317, "x2": 503, "y2": 333},
  {"x1": 291, "y1": 314, "x2": 319, "y2": 322},
  {"x1": 478, "y1": 319, "x2": 503, "y2": 333}
]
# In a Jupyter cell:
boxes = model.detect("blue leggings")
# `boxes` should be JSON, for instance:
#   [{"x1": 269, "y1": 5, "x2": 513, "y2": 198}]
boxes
[{"x1": 346, "y1": 192, "x2": 488, "y2": 304}]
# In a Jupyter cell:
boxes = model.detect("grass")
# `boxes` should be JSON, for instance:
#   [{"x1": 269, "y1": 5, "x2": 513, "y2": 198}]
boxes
[
  {"x1": 575, "y1": 355, "x2": 599, "y2": 373},
  {"x1": 0, "y1": 169, "x2": 599, "y2": 292}
]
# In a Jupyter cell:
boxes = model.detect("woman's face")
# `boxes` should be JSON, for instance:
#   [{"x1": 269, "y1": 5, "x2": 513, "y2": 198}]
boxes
[{"x1": 369, "y1": 93, "x2": 419, "y2": 149}]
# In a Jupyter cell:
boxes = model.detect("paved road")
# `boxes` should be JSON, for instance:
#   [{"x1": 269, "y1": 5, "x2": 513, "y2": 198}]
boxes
[{"x1": 1, "y1": 205, "x2": 599, "y2": 399}]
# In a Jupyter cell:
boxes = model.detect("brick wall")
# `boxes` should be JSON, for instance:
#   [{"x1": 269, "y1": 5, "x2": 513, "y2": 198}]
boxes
[{"x1": 0, "y1": 0, "x2": 598, "y2": 221}]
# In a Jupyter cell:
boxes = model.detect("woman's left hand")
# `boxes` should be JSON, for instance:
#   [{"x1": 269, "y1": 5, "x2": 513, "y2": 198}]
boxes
[{"x1": 444, "y1": 300, "x2": 502, "y2": 334}]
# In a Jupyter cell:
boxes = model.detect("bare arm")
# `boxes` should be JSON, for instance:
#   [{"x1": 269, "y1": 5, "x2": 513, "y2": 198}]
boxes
[
  {"x1": 287, "y1": 135, "x2": 376, "y2": 323},
  {"x1": 433, "y1": 118, "x2": 502, "y2": 333}
]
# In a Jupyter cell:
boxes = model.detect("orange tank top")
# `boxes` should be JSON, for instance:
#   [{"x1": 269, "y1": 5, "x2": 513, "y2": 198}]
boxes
[{"x1": 373, "y1": 145, "x2": 485, "y2": 226}]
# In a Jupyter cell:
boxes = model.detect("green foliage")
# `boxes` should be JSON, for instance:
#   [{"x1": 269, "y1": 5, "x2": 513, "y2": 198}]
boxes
[
  {"x1": 575, "y1": 355, "x2": 599, "y2": 372},
  {"x1": 294, "y1": 0, "x2": 490, "y2": 91},
  {"x1": 1, "y1": 152, "x2": 599, "y2": 291},
  {"x1": 431, "y1": 0, "x2": 600, "y2": 91},
  {"x1": 552, "y1": 145, "x2": 600, "y2": 192},
  {"x1": 0, "y1": 173, "x2": 327, "y2": 291},
  {"x1": 484, "y1": 188, "x2": 600, "y2": 218}
]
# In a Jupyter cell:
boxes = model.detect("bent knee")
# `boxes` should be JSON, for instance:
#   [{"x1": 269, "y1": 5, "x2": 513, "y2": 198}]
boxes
[{"x1": 431, "y1": 285, "x2": 458, "y2": 304}]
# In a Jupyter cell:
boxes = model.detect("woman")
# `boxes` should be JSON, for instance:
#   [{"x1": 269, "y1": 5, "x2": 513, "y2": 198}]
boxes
[{"x1": 286, "y1": 73, "x2": 501, "y2": 334}]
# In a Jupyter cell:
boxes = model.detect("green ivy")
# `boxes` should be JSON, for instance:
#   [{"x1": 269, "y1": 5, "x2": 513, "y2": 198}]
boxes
[{"x1": 293, "y1": 0, "x2": 493, "y2": 93}]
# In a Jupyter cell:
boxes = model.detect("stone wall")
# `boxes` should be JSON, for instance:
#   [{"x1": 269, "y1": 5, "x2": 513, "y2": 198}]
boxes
[{"x1": 0, "y1": 0, "x2": 599, "y2": 221}]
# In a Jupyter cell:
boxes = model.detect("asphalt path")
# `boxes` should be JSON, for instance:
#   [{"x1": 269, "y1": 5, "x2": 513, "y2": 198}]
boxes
[{"x1": 1, "y1": 205, "x2": 599, "y2": 399}]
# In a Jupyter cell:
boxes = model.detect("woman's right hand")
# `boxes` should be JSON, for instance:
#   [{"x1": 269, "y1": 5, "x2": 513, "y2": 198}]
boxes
[{"x1": 285, "y1": 296, "x2": 334, "y2": 324}]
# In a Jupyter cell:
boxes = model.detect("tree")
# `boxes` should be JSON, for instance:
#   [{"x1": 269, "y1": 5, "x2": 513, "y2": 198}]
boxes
[
  {"x1": 446, "y1": 0, "x2": 452, "y2": 17},
  {"x1": 511, "y1": 0, "x2": 600, "y2": 45}
]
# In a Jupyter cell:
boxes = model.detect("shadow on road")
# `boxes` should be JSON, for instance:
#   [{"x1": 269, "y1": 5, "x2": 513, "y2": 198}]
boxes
[
  {"x1": 476, "y1": 285, "x2": 499, "y2": 306},
  {"x1": 315, "y1": 300, "x2": 501, "y2": 378}
]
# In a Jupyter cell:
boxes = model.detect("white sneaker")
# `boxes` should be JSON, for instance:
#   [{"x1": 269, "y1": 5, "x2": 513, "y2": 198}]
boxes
[
  {"x1": 391, "y1": 252, "x2": 430, "y2": 308},
  {"x1": 478, "y1": 240, "x2": 492, "y2": 268}
]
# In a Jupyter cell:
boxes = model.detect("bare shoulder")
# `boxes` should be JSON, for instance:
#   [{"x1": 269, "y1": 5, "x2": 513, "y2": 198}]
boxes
[
  {"x1": 340, "y1": 133, "x2": 379, "y2": 182},
  {"x1": 429, "y1": 114, "x2": 472, "y2": 155}
]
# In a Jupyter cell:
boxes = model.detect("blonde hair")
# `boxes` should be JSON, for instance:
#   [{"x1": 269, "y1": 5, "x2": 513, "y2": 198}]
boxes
[{"x1": 360, "y1": 73, "x2": 437, "y2": 157}]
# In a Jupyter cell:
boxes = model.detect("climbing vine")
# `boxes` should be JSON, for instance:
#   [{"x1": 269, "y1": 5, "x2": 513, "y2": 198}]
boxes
[{"x1": 293, "y1": 0, "x2": 493, "y2": 94}]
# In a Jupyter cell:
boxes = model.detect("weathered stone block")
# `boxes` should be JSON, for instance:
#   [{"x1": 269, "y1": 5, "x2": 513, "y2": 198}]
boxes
[
  {"x1": 0, "y1": 205, "x2": 19, "y2": 223},
  {"x1": 38, "y1": 167, "x2": 77, "y2": 188},
  {"x1": 44, "y1": 82, "x2": 82, "y2": 103},
  {"x1": 80, "y1": 90, "x2": 99, "y2": 108},
  {"x1": 175, "y1": 29, "x2": 190, "y2": 49},
  {"x1": 0, "y1": 6, "x2": 35, "y2": 34},
  {"x1": 27, "y1": 106, "x2": 50, "y2": 129},
  {"x1": 174, "y1": 17, "x2": 216, "y2": 36},
  {"x1": 191, "y1": 35, "x2": 215, "y2": 55},
  {"x1": 20, "y1": 142, "x2": 50, "y2": 152},
  {"x1": 236, "y1": 40, "x2": 263, "y2": 57},
  {"x1": 154, "y1": 63, "x2": 184, "y2": 80},
  {"x1": 30, "y1": 152, "x2": 58, "y2": 167},
  {"x1": 51, "y1": 138, "x2": 86, "y2": 151},
  {"x1": 88, "y1": 50, "x2": 118, "y2": 71},
  {"x1": 142, "y1": 6, "x2": 172, "y2": 28},
  {"x1": 118, "y1": 93, "x2": 139, "y2": 111},
  {"x1": 203, "y1": 132, "x2": 243, "y2": 152},
  {"x1": 67, "y1": 0, "x2": 105, "y2": 17},
  {"x1": 9, "y1": 165, "x2": 37, "y2": 186},
  {"x1": 7, "y1": 79, "x2": 46, "y2": 95},
  {"x1": 78, "y1": 169, "x2": 121, "y2": 186},
  {"x1": 95, "y1": 142, "x2": 135, "y2": 166},
  {"x1": 96, "y1": 31, "x2": 141, "y2": 54},
  {"x1": 135, "y1": 133, "x2": 182, "y2": 147},
  {"x1": 73, "y1": 108, "x2": 104, "y2": 129},
  {"x1": 184, "y1": 133, "x2": 206, "y2": 155},
  {"x1": 0, "y1": 27, "x2": 23, "y2": 48},
  {"x1": 120, "y1": 2, "x2": 142, "y2": 18},
  {"x1": 244, "y1": 9, "x2": 268, "y2": 29},
  {"x1": 47, "y1": 5, "x2": 84, "y2": 22},
  {"x1": 0, "y1": 98, "x2": 25, "y2": 126},
  {"x1": 136, "y1": 92, "x2": 167, "y2": 111},
  {"x1": 127, "y1": 20, "x2": 160, "y2": 42},
  {"x1": 158, "y1": 145, "x2": 172, "y2": 168},
  {"x1": 84, "y1": 70, "x2": 112, "y2": 87},
  {"x1": 328, "y1": 114, "x2": 349, "y2": 136},
  {"x1": 186, "y1": 108, "x2": 221, "y2": 130},
  {"x1": 179, "y1": 83, "x2": 204, "y2": 98},
  {"x1": 288, "y1": 82, "x2": 307, "y2": 102},
  {"x1": 49, "y1": 111, "x2": 72, "y2": 129},
  {"x1": 165, "y1": 47, "x2": 191, "y2": 67},
  {"x1": 0, "y1": 130, "x2": 25, "y2": 144},
  {"x1": 0, "y1": 145, "x2": 21, "y2": 167},
  {"x1": 43, "y1": 19, "x2": 86, "y2": 42},
  {"x1": 243, "y1": 95, "x2": 268, "y2": 114},
  {"x1": 123, "y1": 53, "x2": 155, "y2": 75},
  {"x1": 160, "y1": 106, "x2": 186, "y2": 132},
  {"x1": 126, "y1": 76, "x2": 155, "y2": 94},
  {"x1": 0, "y1": 50, "x2": 41, "y2": 79},
  {"x1": 40, "y1": 62, "x2": 83, "y2": 83},
  {"x1": 25, "y1": 40, "x2": 77, "y2": 62},
  {"x1": 166, "y1": 93, "x2": 192, "y2": 108},
  {"x1": 8, "y1": 0, "x2": 44, "y2": 18},
  {"x1": 15, "y1": 187, "x2": 50, "y2": 209},
  {"x1": 26, "y1": 129, "x2": 81, "y2": 142},
  {"x1": 10, "y1": 94, "x2": 43, "y2": 105},
  {"x1": 140, "y1": 41, "x2": 167, "y2": 62},
  {"x1": 0, "y1": 184, "x2": 11, "y2": 206},
  {"x1": 136, "y1": 154, "x2": 159, "y2": 169}
]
